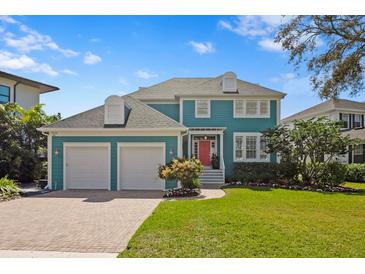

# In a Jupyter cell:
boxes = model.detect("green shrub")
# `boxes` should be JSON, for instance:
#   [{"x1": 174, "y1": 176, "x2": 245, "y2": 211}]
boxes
[
  {"x1": 158, "y1": 158, "x2": 204, "y2": 189},
  {"x1": 276, "y1": 161, "x2": 299, "y2": 183},
  {"x1": 233, "y1": 163, "x2": 279, "y2": 184},
  {"x1": 0, "y1": 176, "x2": 21, "y2": 199},
  {"x1": 313, "y1": 162, "x2": 347, "y2": 188},
  {"x1": 345, "y1": 163, "x2": 365, "y2": 182}
]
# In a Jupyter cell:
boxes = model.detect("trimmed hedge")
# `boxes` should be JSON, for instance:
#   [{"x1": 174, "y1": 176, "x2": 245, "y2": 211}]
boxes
[
  {"x1": 233, "y1": 162, "x2": 300, "y2": 184},
  {"x1": 345, "y1": 163, "x2": 365, "y2": 182}
]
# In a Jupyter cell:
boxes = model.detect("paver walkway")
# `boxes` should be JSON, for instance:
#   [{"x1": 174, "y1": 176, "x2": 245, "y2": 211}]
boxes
[{"x1": 0, "y1": 190, "x2": 162, "y2": 255}]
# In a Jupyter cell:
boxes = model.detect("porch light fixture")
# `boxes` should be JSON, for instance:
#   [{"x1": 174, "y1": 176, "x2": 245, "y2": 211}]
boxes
[
  {"x1": 54, "y1": 148, "x2": 59, "y2": 156},
  {"x1": 204, "y1": 135, "x2": 207, "y2": 140},
  {"x1": 169, "y1": 148, "x2": 174, "y2": 156}
]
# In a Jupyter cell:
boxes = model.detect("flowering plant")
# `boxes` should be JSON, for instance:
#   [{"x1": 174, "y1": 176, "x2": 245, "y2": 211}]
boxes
[{"x1": 158, "y1": 158, "x2": 204, "y2": 189}]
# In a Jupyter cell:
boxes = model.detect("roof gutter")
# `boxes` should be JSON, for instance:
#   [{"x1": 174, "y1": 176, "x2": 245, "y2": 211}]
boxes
[
  {"x1": 13, "y1": 81, "x2": 20, "y2": 103},
  {"x1": 37, "y1": 127, "x2": 188, "y2": 133}
]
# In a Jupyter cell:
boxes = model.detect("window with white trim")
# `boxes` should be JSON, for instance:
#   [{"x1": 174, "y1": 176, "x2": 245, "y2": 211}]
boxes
[
  {"x1": 234, "y1": 100, "x2": 270, "y2": 118},
  {"x1": 234, "y1": 133, "x2": 270, "y2": 162},
  {"x1": 354, "y1": 145, "x2": 363, "y2": 156},
  {"x1": 340, "y1": 113, "x2": 349, "y2": 129},
  {"x1": 195, "y1": 100, "x2": 210, "y2": 118},
  {"x1": 354, "y1": 114, "x2": 362, "y2": 128}
]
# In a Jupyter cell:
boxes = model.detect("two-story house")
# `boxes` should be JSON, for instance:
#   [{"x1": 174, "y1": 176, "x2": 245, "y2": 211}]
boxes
[
  {"x1": 39, "y1": 72, "x2": 285, "y2": 191},
  {"x1": 281, "y1": 99, "x2": 365, "y2": 164},
  {"x1": 0, "y1": 71, "x2": 59, "y2": 109}
]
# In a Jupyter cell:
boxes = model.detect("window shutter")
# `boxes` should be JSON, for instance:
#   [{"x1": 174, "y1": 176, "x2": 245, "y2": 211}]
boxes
[
  {"x1": 349, "y1": 114, "x2": 352, "y2": 129},
  {"x1": 362, "y1": 115, "x2": 364, "y2": 128},
  {"x1": 339, "y1": 113, "x2": 342, "y2": 120},
  {"x1": 348, "y1": 145, "x2": 352, "y2": 163},
  {"x1": 234, "y1": 100, "x2": 245, "y2": 117}
]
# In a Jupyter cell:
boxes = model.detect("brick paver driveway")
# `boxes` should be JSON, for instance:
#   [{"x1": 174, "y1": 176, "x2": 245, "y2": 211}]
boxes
[{"x1": 0, "y1": 190, "x2": 162, "y2": 253}]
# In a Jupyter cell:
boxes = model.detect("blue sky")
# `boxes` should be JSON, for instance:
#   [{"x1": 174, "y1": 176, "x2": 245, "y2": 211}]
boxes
[{"x1": 0, "y1": 15, "x2": 358, "y2": 118}]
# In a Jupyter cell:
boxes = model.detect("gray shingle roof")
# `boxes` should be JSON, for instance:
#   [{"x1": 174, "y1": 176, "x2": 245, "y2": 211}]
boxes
[
  {"x1": 282, "y1": 99, "x2": 365, "y2": 123},
  {"x1": 341, "y1": 128, "x2": 365, "y2": 140},
  {"x1": 43, "y1": 96, "x2": 186, "y2": 130},
  {"x1": 130, "y1": 75, "x2": 286, "y2": 101}
]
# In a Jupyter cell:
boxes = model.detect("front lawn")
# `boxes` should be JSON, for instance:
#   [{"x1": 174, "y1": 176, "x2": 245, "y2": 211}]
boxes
[{"x1": 119, "y1": 187, "x2": 365, "y2": 258}]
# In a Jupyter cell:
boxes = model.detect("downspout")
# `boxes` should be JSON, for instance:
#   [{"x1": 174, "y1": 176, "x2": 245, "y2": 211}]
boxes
[{"x1": 13, "y1": 81, "x2": 20, "y2": 103}]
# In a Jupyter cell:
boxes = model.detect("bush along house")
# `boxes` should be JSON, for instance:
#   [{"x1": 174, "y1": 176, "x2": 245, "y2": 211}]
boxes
[
  {"x1": 281, "y1": 99, "x2": 365, "y2": 164},
  {"x1": 39, "y1": 72, "x2": 285, "y2": 191}
]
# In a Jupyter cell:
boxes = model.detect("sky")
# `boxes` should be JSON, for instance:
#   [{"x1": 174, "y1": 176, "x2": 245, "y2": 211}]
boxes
[{"x1": 0, "y1": 15, "x2": 361, "y2": 119}]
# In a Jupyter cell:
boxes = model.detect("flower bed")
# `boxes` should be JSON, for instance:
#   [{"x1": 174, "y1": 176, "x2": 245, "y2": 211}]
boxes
[
  {"x1": 224, "y1": 181, "x2": 358, "y2": 193},
  {"x1": 163, "y1": 188, "x2": 201, "y2": 198}
]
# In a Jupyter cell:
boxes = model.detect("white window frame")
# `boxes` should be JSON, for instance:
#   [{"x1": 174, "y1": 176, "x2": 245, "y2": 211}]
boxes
[
  {"x1": 354, "y1": 114, "x2": 362, "y2": 128},
  {"x1": 195, "y1": 99, "x2": 211, "y2": 118},
  {"x1": 233, "y1": 132, "x2": 270, "y2": 162},
  {"x1": 233, "y1": 100, "x2": 270, "y2": 118},
  {"x1": 340, "y1": 113, "x2": 350, "y2": 129}
]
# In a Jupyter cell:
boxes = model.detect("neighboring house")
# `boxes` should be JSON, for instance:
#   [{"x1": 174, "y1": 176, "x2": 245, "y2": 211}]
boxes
[
  {"x1": 281, "y1": 98, "x2": 365, "y2": 164},
  {"x1": 39, "y1": 72, "x2": 285, "y2": 191},
  {"x1": 0, "y1": 71, "x2": 59, "y2": 109}
]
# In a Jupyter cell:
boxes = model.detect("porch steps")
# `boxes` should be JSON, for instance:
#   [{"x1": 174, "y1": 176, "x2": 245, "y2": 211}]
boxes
[{"x1": 199, "y1": 168, "x2": 224, "y2": 185}]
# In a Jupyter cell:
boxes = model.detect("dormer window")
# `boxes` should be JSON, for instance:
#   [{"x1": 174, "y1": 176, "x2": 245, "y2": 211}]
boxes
[
  {"x1": 195, "y1": 100, "x2": 210, "y2": 118},
  {"x1": 222, "y1": 72, "x2": 237, "y2": 93},
  {"x1": 104, "y1": 95, "x2": 125, "y2": 126}
]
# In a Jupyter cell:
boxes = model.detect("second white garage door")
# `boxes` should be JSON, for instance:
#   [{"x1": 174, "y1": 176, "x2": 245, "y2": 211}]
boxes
[
  {"x1": 64, "y1": 143, "x2": 110, "y2": 190},
  {"x1": 118, "y1": 143, "x2": 165, "y2": 190}
]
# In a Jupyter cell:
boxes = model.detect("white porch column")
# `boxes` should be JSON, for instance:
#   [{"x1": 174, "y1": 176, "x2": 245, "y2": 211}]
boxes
[
  {"x1": 219, "y1": 132, "x2": 223, "y2": 169},
  {"x1": 47, "y1": 133, "x2": 53, "y2": 190},
  {"x1": 188, "y1": 132, "x2": 191, "y2": 158}
]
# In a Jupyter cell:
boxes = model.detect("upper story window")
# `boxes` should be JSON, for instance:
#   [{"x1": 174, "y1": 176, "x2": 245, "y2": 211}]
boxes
[
  {"x1": 234, "y1": 100, "x2": 270, "y2": 118},
  {"x1": 234, "y1": 133, "x2": 269, "y2": 162},
  {"x1": 0, "y1": 85, "x2": 10, "y2": 104},
  {"x1": 354, "y1": 114, "x2": 363, "y2": 128},
  {"x1": 340, "y1": 113, "x2": 349, "y2": 129},
  {"x1": 195, "y1": 100, "x2": 210, "y2": 118}
]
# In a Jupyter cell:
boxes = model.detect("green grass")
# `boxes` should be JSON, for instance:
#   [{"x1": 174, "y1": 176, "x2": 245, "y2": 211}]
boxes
[
  {"x1": 119, "y1": 187, "x2": 365, "y2": 258},
  {"x1": 344, "y1": 182, "x2": 365, "y2": 190}
]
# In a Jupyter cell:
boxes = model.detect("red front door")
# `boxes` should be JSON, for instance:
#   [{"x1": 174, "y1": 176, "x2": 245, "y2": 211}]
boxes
[{"x1": 199, "y1": 140, "x2": 211, "y2": 166}]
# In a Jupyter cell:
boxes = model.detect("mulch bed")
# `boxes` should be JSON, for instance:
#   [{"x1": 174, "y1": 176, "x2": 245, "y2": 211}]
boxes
[
  {"x1": 163, "y1": 188, "x2": 201, "y2": 198},
  {"x1": 224, "y1": 181, "x2": 359, "y2": 193}
]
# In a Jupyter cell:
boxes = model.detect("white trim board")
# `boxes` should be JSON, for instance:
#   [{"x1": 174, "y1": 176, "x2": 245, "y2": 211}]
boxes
[
  {"x1": 63, "y1": 142, "x2": 111, "y2": 190},
  {"x1": 117, "y1": 142, "x2": 166, "y2": 191}
]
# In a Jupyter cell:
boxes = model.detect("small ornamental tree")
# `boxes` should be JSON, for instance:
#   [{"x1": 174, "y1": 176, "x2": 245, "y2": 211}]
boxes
[
  {"x1": 262, "y1": 117, "x2": 353, "y2": 186},
  {"x1": 158, "y1": 158, "x2": 204, "y2": 189}
]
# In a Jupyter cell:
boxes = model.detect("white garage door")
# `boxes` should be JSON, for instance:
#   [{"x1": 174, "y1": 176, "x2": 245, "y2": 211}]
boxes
[
  {"x1": 64, "y1": 144, "x2": 110, "y2": 190},
  {"x1": 119, "y1": 144, "x2": 165, "y2": 190}
]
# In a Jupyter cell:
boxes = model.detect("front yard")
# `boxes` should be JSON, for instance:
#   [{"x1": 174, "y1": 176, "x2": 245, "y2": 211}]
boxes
[{"x1": 119, "y1": 183, "x2": 365, "y2": 258}]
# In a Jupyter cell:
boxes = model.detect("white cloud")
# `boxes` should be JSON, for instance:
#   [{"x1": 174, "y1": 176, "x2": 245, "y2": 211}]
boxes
[
  {"x1": 258, "y1": 38, "x2": 283, "y2": 52},
  {"x1": 61, "y1": 69, "x2": 78, "y2": 75},
  {"x1": 83, "y1": 52, "x2": 101, "y2": 65},
  {"x1": 218, "y1": 16, "x2": 287, "y2": 37},
  {"x1": 135, "y1": 69, "x2": 158, "y2": 80},
  {"x1": 0, "y1": 16, "x2": 18, "y2": 24},
  {"x1": 0, "y1": 16, "x2": 78, "y2": 57},
  {"x1": 269, "y1": 72, "x2": 296, "y2": 83},
  {"x1": 118, "y1": 77, "x2": 129, "y2": 85},
  {"x1": 0, "y1": 50, "x2": 58, "y2": 76},
  {"x1": 188, "y1": 41, "x2": 215, "y2": 55},
  {"x1": 90, "y1": 38, "x2": 101, "y2": 43}
]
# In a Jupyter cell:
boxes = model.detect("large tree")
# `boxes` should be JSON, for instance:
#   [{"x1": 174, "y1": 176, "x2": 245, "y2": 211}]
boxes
[{"x1": 275, "y1": 15, "x2": 365, "y2": 98}]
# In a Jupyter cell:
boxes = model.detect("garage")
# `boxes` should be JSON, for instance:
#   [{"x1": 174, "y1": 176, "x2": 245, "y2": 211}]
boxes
[
  {"x1": 118, "y1": 143, "x2": 165, "y2": 190},
  {"x1": 64, "y1": 143, "x2": 110, "y2": 190}
]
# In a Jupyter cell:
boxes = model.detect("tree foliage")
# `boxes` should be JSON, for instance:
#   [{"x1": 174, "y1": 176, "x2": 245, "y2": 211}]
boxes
[
  {"x1": 263, "y1": 117, "x2": 353, "y2": 185},
  {"x1": 275, "y1": 15, "x2": 365, "y2": 98},
  {"x1": 0, "y1": 103, "x2": 60, "y2": 182}
]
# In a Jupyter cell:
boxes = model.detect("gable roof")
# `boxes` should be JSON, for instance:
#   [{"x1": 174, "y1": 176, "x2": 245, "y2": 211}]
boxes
[
  {"x1": 40, "y1": 95, "x2": 186, "y2": 131},
  {"x1": 0, "y1": 71, "x2": 59, "y2": 93},
  {"x1": 282, "y1": 99, "x2": 365, "y2": 123},
  {"x1": 130, "y1": 74, "x2": 286, "y2": 101}
]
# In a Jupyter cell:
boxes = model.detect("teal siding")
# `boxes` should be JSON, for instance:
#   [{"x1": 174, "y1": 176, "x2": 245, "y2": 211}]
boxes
[
  {"x1": 52, "y1": 136, "x2": 178, "y2": 191},
  {"x1": 183, "y1": 100, "x2": 277, "y2": 177},
  {"x1": 148, "y1": 104, "x2": 180, "y2": 122}
]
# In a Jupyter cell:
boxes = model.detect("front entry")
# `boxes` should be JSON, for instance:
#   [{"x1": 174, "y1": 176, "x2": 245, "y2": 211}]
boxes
[{"x1": 199, "y1": 140, "x2": 211, "y2": 166}]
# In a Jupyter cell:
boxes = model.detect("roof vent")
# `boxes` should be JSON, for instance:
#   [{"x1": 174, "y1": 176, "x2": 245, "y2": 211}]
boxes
[
  {"x1": 222, "y1": 71, "x2": 237, "y2": 93},
  {"x1": 104, "y1": 95, "x2": 125, "y2": 126}
]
